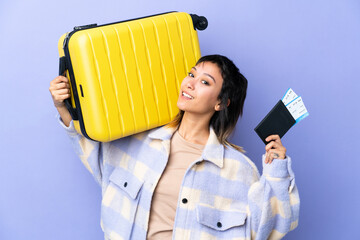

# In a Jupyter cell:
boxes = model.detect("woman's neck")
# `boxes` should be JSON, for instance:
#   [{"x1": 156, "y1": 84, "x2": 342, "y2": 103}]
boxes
[{"x1": 177, "y1": 111, "x2": 212, "y2": 145}]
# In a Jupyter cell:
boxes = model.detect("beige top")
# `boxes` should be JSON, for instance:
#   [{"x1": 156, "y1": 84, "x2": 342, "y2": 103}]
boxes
[{"x1": 147, "y1": 130, "x2": 205, "y2": 239}]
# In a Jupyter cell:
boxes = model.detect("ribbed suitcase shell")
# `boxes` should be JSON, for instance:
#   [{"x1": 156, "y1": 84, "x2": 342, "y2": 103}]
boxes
[{"x1": 58, "y1": 12, "x2": 202, "y2": 142}]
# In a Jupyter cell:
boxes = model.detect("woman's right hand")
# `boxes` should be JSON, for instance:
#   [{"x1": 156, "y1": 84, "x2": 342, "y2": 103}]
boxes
[
  {"x1": 49, "y1": 76, "x2": 73, "y2": 127},
  {"x1": 49, "y1": 76, "x2": 71, "y2": 108}
]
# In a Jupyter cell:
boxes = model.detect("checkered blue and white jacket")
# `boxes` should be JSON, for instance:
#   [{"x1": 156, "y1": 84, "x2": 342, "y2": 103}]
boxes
[{"x1": 59, "y1": 117, "x2": 299, "y2": 240}]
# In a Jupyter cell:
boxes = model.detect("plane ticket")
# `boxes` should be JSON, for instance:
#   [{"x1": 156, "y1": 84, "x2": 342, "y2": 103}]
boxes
[
  {"x1": 282, "y1": 88, "x2": 309, "y2": 123},
  {"x1": 282, "y1": 88, "x2": 298, "y2": 105}
]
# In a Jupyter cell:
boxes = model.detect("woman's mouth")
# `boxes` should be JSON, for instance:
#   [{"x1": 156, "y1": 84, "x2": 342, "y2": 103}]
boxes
[{"x1": 182, "y1": 91, "x2": 194, "y2": 99}]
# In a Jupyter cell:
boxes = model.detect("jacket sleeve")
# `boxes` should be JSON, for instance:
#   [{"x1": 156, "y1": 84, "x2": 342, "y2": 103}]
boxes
[
  {"x1": 58, "y1": 115, "x2": 103, "y2": 185},
  {"x1": 248, "y1": 155, "x2": 300, "y2": 240}
]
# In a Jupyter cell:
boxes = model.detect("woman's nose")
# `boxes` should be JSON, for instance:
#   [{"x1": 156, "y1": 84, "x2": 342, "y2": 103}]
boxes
[{"x1": 187, "y1": 78, "x2": 195, "y2": 89}]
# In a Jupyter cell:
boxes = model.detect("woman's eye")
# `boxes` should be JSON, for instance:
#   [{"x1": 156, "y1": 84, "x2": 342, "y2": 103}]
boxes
[
  {"x1": 201, "y1": 80, "x2": 209, "y2": 85},
  {"x1": 188, "y1": 72, "x2": 194, "y2": 77}
]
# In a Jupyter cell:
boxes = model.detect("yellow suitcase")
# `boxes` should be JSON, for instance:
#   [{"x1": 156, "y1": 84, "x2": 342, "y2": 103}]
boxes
[{"x1": 58, "y1": 12, "x2": 207, "y2": 142}]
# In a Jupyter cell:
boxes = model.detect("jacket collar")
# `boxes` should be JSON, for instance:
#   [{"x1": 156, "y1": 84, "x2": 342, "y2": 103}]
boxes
[{"x1": 148, "y1": 124, "x2": 224, "y2": 168}]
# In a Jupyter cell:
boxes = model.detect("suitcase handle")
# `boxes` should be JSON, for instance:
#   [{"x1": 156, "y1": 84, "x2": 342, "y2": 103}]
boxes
[
  {"x1": 59, "y1": 56, "x2": 79, "y2": 120},
  {"x1": 190, "y1": 14, "x2": 208, "y2": 31}
]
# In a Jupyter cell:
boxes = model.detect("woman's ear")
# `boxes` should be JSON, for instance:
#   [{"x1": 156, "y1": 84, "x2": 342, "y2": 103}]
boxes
[
  {"x1": 215, "y1": 103, "x2": 222, "y2": 111},
  {"x1": 215, "y1": 99, "x2": 230, "y2": 111}
]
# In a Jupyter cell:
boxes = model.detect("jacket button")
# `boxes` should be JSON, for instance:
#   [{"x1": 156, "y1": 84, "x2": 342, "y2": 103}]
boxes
[
  {"x1": 182, "y1": 198, "x2": 188, "y2": 204},
  {"x1": 217, "y1": 222, "x2": 222, "y2": 228},
  {"x1": 124, "y1": 182, "x2": 128, "y2": 187}
]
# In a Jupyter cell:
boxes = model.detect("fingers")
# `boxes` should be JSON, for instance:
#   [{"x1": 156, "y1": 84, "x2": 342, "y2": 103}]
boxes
[
  {"x1": 49, "y1": 76, "x2": 71, "y2": 107},
  {"x1": 54, "y1": 88, "x2": 71, "y2": 95},
  {"x1": 265, "y1": 134, "x2": 282, "y2": 143},
  {"x1": 53, "y1": 92, "x2": 71, "y2": 101},
  {"x1": 49, "y1": 76, "x2": 70, "y2": 91},
  {"x1": 265, "y1": 140, "x2": 284, "y2": 152},
  {"x1": 50, "y1": 82, "x2": 70, "y2": 90},
  {"x1": 264, "y1": 134, "x2": 286, "y2": 164},
  {"x1": 265, "y1": 149, "x2": 286, "y2": 164},
  {"x1": 50, "y1": 75, "x2": 69, "y2": 85}
]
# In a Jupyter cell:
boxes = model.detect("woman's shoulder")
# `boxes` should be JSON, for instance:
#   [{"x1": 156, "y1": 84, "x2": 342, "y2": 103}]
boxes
[
  {"x1": 224, "y1": 144, "x2": 259, "y2": 173},
  {"x1": 110, "y1": 126, "x2": 168, "y2": 148},
  {"x1": 109, "y1": 128, "x2": 155, "y2": 146}
]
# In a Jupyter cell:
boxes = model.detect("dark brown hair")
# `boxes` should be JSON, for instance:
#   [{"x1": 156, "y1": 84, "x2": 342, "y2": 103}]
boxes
[{"x1": 168, "y1": 54, "x2": 248, "y2": 152}]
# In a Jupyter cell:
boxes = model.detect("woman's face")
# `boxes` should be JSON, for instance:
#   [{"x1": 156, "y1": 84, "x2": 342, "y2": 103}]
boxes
[{"x1": 177, "y1": 61, "x2": 224, "y2": 115}]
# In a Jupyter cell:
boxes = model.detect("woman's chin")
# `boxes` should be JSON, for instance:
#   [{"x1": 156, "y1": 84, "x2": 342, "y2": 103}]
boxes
[
  {"x1": 177, "y1": 106, "x2": 186, "y2": 112},
  {"x1": 177, "y1": 101, "x2": 186, "y2": 111}
]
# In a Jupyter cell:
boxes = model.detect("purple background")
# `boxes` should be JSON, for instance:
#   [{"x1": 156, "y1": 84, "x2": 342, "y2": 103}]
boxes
[{"x1": 0, "y1": 0, "x2": 359, "y2": 239}]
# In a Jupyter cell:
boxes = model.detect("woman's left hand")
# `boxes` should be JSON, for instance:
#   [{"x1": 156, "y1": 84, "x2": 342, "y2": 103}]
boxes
[{"x1": 264, "y1": 135, "x2": 286, "y2": 164}]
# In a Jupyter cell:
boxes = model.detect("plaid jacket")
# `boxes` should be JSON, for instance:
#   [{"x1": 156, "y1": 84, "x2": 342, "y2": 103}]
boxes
[{"x1": 59, "y1": 117, "x2": 299, "y2": 240}]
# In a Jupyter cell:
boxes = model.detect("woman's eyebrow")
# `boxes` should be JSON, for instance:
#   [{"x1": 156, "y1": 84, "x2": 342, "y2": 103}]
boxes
[
  {"x1": 204, "y1": 73, "x2": 216, "y2": 83},
  {"x1": 191, "y1": 67, "x2": 216, "y2": 83}
]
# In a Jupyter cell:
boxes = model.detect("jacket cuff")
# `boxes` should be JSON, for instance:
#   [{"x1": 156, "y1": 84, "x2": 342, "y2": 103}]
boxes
[
  {"x1": 56, "y1": 113, "x2": 77, "y2": 136},
  {"x1": 262, "y1": 154, "x2": 292, "y2": 178}
]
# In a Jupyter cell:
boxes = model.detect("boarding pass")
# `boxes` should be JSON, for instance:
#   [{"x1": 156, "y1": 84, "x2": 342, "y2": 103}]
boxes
[{"x1": 282, "y1": 88, "x2": 309, "y2": 123}]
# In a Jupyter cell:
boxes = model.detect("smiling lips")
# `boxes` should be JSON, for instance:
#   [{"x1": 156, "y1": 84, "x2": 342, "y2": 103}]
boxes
[{"x1": 182, "y1": 91, "x2": 194, "y2": 99}]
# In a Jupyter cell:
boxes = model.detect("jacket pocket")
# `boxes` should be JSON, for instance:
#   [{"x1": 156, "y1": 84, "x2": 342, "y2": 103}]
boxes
[
  {"x1": 108, "y1": 167, "x2": 144, "y2": 199},
  {"x1": 196, "y1": 204, "x2": 247, "y2": 231},
  {"x1": 101, "y1": 167, "x2": 144, "y2": 239}
]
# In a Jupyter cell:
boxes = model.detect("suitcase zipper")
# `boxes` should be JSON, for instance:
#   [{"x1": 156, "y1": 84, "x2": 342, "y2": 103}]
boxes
[
  {"x1": 73, "y1": 23, "x2": 98, "y2": 31},
  {"x1": 62, "y1": 32, "x2": 70, "y2": 49}
]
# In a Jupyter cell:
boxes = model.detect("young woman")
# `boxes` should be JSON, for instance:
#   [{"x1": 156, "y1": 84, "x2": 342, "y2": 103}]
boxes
[{"x1": 49, "y1": 55, "x2": 299, "y2": 240}]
